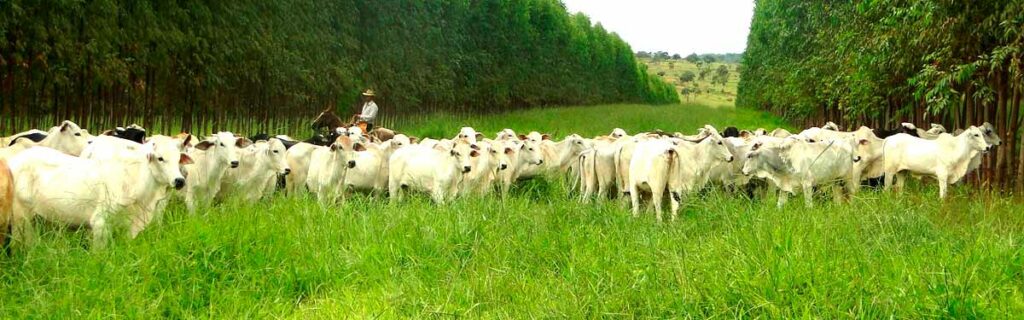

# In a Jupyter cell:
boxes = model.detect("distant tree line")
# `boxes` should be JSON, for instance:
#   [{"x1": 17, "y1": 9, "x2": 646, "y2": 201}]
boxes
[
  {"x1": 0, "y1": 0, "x2": 678, "y2": 136},
  {"x1": 738, "y1": 1, "x2": 1024, "y2": 190},
  {"x1": 636, "y1": 52, "x2": 742, "y2": 65}
]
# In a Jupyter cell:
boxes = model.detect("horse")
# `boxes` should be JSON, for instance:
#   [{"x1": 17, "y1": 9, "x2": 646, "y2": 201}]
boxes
[{"x1": 311, "y1": 107, "x2": 399, "y2": 143}]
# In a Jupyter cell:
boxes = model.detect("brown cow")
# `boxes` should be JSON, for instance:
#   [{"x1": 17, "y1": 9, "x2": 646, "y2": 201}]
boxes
[{"x1": 0, "y1": 159, "x2": 13, "y2": 252}]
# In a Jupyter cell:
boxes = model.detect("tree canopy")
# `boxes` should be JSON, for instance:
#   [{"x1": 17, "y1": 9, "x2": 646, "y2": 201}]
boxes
[{"x1": 0, "y1": 0, "x2": 678, "y2": 135}]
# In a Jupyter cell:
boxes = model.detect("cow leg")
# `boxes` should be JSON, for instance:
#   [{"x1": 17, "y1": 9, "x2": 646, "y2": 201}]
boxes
[
  {"x1": 803, "y1": 182, "x2": 814, "y2": 208},
  {"x1": 895, "y1": 172, "x2": 907, "y2": 192},
  {"x1": 129, "y1": 209, "x2": 155, "y2": 239},
  {"x1": 883, "y1": 170, "x2": 895, "y2": 192},
  {"x1": 89, "y1": 211, "x2": 111, "y2": 250},
  {"x1": 776, "y1": 190, "x2": 788, "y2": 208},
  {"x1": 10, "y1": 200, "x2": 35, "y2": 249},
  {"x1": 651, "y1": 187, "x2": 664, "y2": 222},
  {"x1": 669, "y1": 190, "x2": 682, "y2": 221},
  {"x1": 629, "y1": 183, "x2": 641, "y2": 218},
  {"x1": 936, "y1": 171, "x2": 949, "y2": 199},
  {"x1": 831, "y1": 183, "x2": 845, "y2": 204},
  {"x1": 431, "y1": 184, "x2": 447, "y2": 205}
]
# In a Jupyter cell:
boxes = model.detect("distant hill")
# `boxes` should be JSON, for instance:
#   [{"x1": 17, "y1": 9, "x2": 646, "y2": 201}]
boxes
[{"x1": 637, "y1": 56, "x2": 741, "y2": 107}]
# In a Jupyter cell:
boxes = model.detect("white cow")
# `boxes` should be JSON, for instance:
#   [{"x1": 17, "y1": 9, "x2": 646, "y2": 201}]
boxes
[
  {"x1": 459, "y1": 141, "x2": 508, "y2": 196},
  {"x1": 628, "y1": 133, "x2": 734, "y2": 221},
  {"x1": 0, "y1": 120, "x2": 92, "y2": 160},
  {"x1": 455, "y1": 127, "x2": 483, "y2": 145},
  {"x1": 742, "y1": 137, "x2": 861, "y2": 208},
  {"x1": 283, "y1": 142, "x2": 321, "y2": 194},
  {"x1": 496, "y1": 129, "x2": 519, "y2": 141},
  {"x1": 219, "y1": 138, "x2": 290, "y2": 202},
  {"x1": 345, "y1": 135, "x2": 413, "y2": 194},
  {"x1": 182, "y1": 132, "x2": 246, "y2": 212},
  {"x1": 883, "y1": 126, "x2": 990, "y2": 198},
  {"x1": 494, "y1": 140, "x2": 545, "y2": 197},
  {"x1": 306, "y1": 136, "x2": 365, "y2": 204},
  {"x1": 389, "y1": 143, "x2": 478, "y2": 204},
  {"x1": 8, "y1": 143, "x2": 191, "y2": 248}
]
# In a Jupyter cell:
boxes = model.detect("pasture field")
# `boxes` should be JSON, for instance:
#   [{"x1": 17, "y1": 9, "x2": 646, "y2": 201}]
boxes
[
  {"x1": 3, "y1": 104, "x2": 1024, "y2": 318},
  {"x1": 638, "y1": 58, "x2": 741, "y2": 107}
]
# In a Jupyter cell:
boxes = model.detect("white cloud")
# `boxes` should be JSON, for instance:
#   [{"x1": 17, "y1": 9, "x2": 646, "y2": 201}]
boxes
[{"x1": 560, "y1": 0, "x2": 754, "y2": 55}]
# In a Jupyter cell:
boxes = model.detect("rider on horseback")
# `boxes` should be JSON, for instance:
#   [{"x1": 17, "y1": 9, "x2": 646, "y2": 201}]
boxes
[{"x1": 354, "y1": 89, "x2": 378, "y2": 132}]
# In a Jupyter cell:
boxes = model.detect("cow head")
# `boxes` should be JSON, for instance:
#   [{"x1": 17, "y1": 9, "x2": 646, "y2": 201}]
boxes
[
  {"x1": 456, "y1": 127, "x2": 483, "y2": 145},
  {"x1": 143, "y1": 141, "x2": 192, "y2": 190},
  {"x1": 266, "y1": 138, "x2": 291, "y2": 175},
  {"x1": 497, "y1": 128, "x2": 518, "y2": 141},
  {"x1": 742, "y1": 146, "x2": 790, "y2": 179},
  {"x1": 194, "y1": 132, "x2": 243, "y2": 169},
  {"x1": 390, "y1": 134, "x2": 413, "y2": 149},
  {"x1": 330, "y1": 135, "x2": 365, "y2": 169},
  {"x1": 445, "y1": 142, "x2": 479, "y2": 174},
  {"x1": 927, "y1": 123, "x2": 947, "y2": 135},
  {"x1": 610, "y1": 128, "x2": 628, "y2": 139},
  {"x1": 703, "y1": 135, "x2": 735, "y2": 163},
  {"x1": 980, "y1": 122, "x2": 1001, "y2": 147},
  {"x1": 50, "y1": 120, "x2": 92, "y2": 156},
  {"x1": 520, "y1": 141, "x2": 544, "y2": 166},
  {"x1": 962, "y1": 126, "x2": 993, "y2": 153}
]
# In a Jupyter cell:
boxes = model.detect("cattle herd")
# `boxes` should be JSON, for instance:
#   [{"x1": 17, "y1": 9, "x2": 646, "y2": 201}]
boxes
[{"x1": 0, "y1": 119, "x2": 1002, "y2": 249}]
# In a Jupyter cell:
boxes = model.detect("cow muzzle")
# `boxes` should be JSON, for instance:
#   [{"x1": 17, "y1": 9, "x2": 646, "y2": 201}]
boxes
[
  {"x1": 173, "y1": 177, "x2": 186, "y2": 190},
  {"x1": 347, "y1": 160, "x2": 356, "y2": 169},
  {"x1": 463, "y1": 166, "x2": 472, "y2": 173},
  {"x1": 230, "y1": 161, "x2": 240, "y2": 168},
  {"x1": 853, "y1": 155, "x2": 862, "y2": 162},
  {"x1": 282, "y1": 168, "x2": 292, "y2": 175},
  {"x1": 500, "y1": 164, "x2": 508, "y2": 170},
  {"x1": 726, "y1": 155, "x2": 734, "y2": 163}
]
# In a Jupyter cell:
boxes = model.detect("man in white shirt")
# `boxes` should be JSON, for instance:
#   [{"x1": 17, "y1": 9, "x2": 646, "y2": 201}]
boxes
[{"x1": 356, "y1": 89, "x2": 378, "y2": 131}]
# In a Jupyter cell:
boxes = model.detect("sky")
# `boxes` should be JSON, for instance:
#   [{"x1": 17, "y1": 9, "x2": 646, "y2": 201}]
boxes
[{"x1": 559, "y1": 0, "x2": 754, "y2": 55}]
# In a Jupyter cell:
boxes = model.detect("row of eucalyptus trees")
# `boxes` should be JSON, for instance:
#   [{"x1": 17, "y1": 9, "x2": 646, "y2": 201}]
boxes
[
  {"x1": 0, "y1": 0, "x2": 678, "y2": 137},
  {"x1": 739, "y1": 1, "x2": 1024, "y2": 190}
]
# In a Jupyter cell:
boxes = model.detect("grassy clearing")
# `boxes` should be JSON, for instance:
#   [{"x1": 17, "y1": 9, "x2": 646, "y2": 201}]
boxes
[{"x1": 2, "y1": 104, "x2": 1023, "y2": 318}]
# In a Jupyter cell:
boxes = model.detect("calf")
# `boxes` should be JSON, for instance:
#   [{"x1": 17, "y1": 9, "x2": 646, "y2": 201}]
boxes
[
  {"x1": 306, "y1": 136, "x2": 364, "y2": 204},
  {"x1": 743, "y1": 138, "x2": 861, "y2": 208},
  {"x1": 220, "y1": 138, "x2": 291, "y2": 202},
  {"x1": 182, "y1": 132, "x2": 246, "y2": 212},
  {"x1": 883, "y1": 126, "x2": 989, "y2": 198},
  {"x1": 8, "y1": 143, "x2": 191, "y2": 249},
  {"x1": 628, "y1": 133, "x2": 734, "y2": 221},
  {"x1": 389, "y1": 143, "x2": 478, "y2": 204}
]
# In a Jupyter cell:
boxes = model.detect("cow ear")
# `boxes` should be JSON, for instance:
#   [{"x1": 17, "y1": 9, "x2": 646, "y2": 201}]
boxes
[
  {"x1": 740, "y1": 130, "x2": 751, "y2": 139},
  {"x1": 179, "y1": 153, "x2": 194, "y2": 165},
  {"x1": 858, "y1": 139, "x2": 869, "y2": 145},
  {"x1": 475, "y1": 133, "x2": 484, "y2": 141},
  {"x1": 542, "y1": 134, "x2": 551, "y2": 140},
  {"x1": 504, "y1": 147, "x2": 514, "y2": 155},
  {"x1": 517, "y1": 134, "x2": 527, "y2": 141},
  {"x1": 409, "y1": 137, "x2": 419, "y2": 144},
  {"x1": 470, "y1": 144, "x2": 480, "y2": 150},
  {"x1": 60, "y1": 121, "x2": 72, "y2": 132},
  {"x1": 353, "y1": 142, "x2": 367, "y2": 152},
  {"x1": 470, "y1": 150, "x2": 480, "y2": 157},
  {"x1": 195, "y1": 141, "x2": 214, "y2": 151},
  {"x1": 236, "y1": 138, "x2": 253, "y2": 148},
  {"x1": 181, "y1": 135, "x2": 193, "y2": 148}
]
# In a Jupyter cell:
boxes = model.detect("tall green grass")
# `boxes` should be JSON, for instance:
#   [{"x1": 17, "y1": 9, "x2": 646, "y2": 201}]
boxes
[{"x1": 2, "y1": 104, "x2": 1022, "y2": 318}]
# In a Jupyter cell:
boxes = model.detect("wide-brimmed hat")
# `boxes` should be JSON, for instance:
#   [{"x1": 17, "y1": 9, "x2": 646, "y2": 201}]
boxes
[{"x1": 362, "y1": 89, "x2": 376, "y2": 97}]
